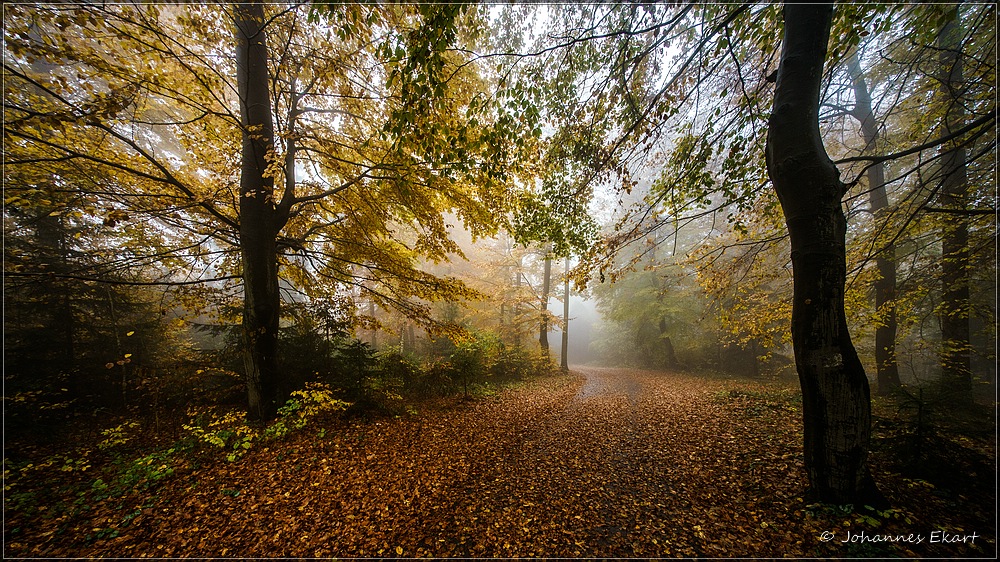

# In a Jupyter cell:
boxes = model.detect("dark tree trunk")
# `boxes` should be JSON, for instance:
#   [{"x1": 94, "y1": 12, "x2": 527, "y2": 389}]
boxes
[
  {"x1": 765, "y1": 4, "x2": 883, "y2": 506},
  {"x1": 368, "y1": 298, "x2": 378, "y2": 347},
  {"x1": 37, "y1": 214, "x2": 77, "y2": 368},
  {"x1": 407, "y1": 324, "x2": 416, "y2": 352},
  {"x1": 846, "y1": 52, "x2": 901, "y2": 395},
  {"x1": 235, "y1": 1, "x2": 283, "y2": 421},
  {"x1": 658, "y1": 318, "x2": 678, "y2": 369},
  {"x1": 539, "y1": 244, "x2": 552, "y2": 353},
  {"x1": 936, "y1": 6, "x2": 972, "y2": 399}
]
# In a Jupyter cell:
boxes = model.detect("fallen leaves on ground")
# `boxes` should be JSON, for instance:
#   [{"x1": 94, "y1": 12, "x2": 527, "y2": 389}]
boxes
[{"x1": 5, "y1": 367, "x2": 995, "y2": 558}]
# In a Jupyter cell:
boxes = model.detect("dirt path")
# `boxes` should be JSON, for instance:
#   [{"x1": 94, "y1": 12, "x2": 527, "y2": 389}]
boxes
[
  {"x1": 574, "y1": 365, "x2": 644, "y2": 402},
  {"x1": 29, "y1": 367, "x2": 994, "y2": 559},
  {"x1": 57, "y1": 368, "x2": 794, "y2": 558}
]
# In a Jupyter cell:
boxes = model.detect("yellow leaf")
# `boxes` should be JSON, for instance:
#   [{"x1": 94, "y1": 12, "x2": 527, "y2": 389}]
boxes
[
  {"x1": 395, "y1": 547, "x2": 403, "y2": 555},
  {"x1": 126, "y1": 331, "x2": 135, "y2": 336},
  {"x1": 124, "y1": 353, "x2": 132, "y2": 358}
]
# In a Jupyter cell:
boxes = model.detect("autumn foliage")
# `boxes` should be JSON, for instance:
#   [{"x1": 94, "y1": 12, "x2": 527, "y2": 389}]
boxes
[{"x1": 4, "y1": 368, "x2": 994, "y2": 558}]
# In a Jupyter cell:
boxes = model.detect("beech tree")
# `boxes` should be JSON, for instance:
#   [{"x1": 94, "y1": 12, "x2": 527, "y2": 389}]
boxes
[
  {"x1": 234, "y1": 1, "x2": 282, "y2": 419},
  {"x1": 4, "y1": 3, "x2": 538, "y2": 420},
  {"x1": 560, "y1": 255, "x2": 571, "y2": 370},
  {"x1": 935, "y1": 5, "x2": 972, "y2": 399},
  {"x1": 845, "y1": 51, "x2": 901, "y2": 395},
  {"x1": 766, "y1": 4, "x2": 882, "y2": 505},
  {"x1": 539, "y1": 243, "x2": 552, "y2": 354}
]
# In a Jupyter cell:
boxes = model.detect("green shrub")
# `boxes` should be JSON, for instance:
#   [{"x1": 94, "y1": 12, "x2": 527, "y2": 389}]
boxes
[
  {"x1": 265, "y1": 382, "x2": 349, "y2": 440},
  {"x1": 184, "y1": 382, "x2": 347, "y2": 460},
  {"x1": 413, "y1": 359, "x2": 456, "y2": 397}
]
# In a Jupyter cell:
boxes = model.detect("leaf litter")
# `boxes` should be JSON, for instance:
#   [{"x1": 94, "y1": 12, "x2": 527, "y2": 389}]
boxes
[{"x1": 7, "y1": 367, "x2": 994, "y2": 558}]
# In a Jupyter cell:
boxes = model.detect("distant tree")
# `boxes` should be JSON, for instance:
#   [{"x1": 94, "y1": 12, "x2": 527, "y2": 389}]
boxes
[
  {"x1": 539, "y1": 244, "x2": 552, "y2": 354},
  {"x1": 560, "y1": 256, "x2": 570, "y2": 370},
  {"x1": 844, "y1": 50, "x2": 901, "y2": 395},
  {"x1": 935, "y1": 6, "x2": 973, "y2": 400},
  {"x1": 3, "y1": 203, "x2": 186, "y2": 412}
]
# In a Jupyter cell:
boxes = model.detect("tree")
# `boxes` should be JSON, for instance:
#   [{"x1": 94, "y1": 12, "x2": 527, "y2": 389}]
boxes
[
  {"x1": 3, "y1": 196, "x2": 192, "y2": 414},
  {"x1": 935, "y1": 5, "x2": 972, "y2": 399},
  {"x1": 234, "y1": 0, "x2": 283, "y2": 420},
  {"x1": 4, "y1": 4, "x2": 537, "y2": 420},
  {"x1": 539, "y1": 243, "x2": 552, "y2": 354},
  {"x1": 825, "y1": 4, "x2": 994, "y2": 392},
  {"x1": 493, "y1": 2, "x2": 993, "y2": 504},
  {"x1": 845, "y1": 51, "x2": 901, "y2": 395},
  {"x1": 765, "y1": 3, "x2": 882, "y2": 505},
  {"x1": 560, "y1": 255, "x2": 570, "y2": 370}
]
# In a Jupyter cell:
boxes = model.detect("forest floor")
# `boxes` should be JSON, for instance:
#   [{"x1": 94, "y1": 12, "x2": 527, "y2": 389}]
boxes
[{"x1": 5, "y1": 366, "x2": 996, "y2": 558}]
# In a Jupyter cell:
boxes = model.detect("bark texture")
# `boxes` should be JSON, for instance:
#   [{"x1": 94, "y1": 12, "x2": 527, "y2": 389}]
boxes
[
  {"x1": 235, "y1": 1, "x2": 283, "y2": 421},
  {"x1": 765, "y1": 4, "x2": 882, "y2": 505}
]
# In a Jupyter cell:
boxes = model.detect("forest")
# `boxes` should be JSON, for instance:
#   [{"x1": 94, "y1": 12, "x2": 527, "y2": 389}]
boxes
[{"x1": 3, "y1": 2, "x2": 996, "y2": 558}]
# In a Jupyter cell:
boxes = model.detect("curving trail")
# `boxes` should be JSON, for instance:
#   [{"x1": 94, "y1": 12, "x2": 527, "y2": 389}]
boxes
[
  {"x1": 43, "y1": 367, "x2": 992, "y2": 558},
  {"x1": 65, "y1": 367, "x2": 808, "y2": 558}
]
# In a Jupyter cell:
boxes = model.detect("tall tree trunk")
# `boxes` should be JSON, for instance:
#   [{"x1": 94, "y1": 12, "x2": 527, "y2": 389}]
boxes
[
  {"x1": 38, "y1": 214, "x2": 77, "y2": 369},
  {"x1": 936, "y1": 6, "x2": 972, "y2": 399},
  {"x1": 539, "y1": 243, "x2": 552, "y2": 353},
  {"x1": 368, "y1": 297, "x2": 378, "y2": 348},
  {"x1": 106, "y1": 287, "x2": 127, "y2": 408},
  {"x1": 658, "y1": 318, "x2": 678, "y2": 369},
  {"x1": 235, "y1": 1, "x2": 282, "y2": 421},
  {"x1": 846, "y1": 52, "x2": 901, "y2": 395},
  {"x1": 560, "y1": 256, "x2": 570, "y2": 370},
  {"x1": 765, "y1": 4, "x2": 882, "y2": 506},
  {"x1": 513, "y1": 254, "x2": 522, "y2": 346}
]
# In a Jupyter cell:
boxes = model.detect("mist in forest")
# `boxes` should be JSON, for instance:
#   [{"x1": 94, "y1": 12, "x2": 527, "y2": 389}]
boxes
[
  {"x1": 4, "y1": 3, "x2": 996, "y2": 558},
  {"x1": 550, "y1": 294, "x2": 602, "y2": 366}
]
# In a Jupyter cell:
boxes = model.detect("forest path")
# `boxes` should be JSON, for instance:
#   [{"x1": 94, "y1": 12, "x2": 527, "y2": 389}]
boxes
[
  {"x1": 21, "y1": 369, "x2": 996, "y2": 558},
  {"x1": 573, "y1": 365, "x2": 644, "y2": 403},
  {"x1": 78, "y1": 367, "x2": 818, "y2": 558}
]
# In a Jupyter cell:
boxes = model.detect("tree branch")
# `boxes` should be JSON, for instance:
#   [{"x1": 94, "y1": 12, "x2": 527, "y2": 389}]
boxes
[
  {"x1": 921, "y1": 206, "x2": 997, "y2": 216},
  {"x1": 834, "y1": 111, "x2": 996, "y2": 166},
  {"x1": 4, "y1": 271, "x2": 241, "y2": 287}
]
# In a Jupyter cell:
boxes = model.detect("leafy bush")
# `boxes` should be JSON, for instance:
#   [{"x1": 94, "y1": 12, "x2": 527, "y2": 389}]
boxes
[
  {"x1": 412, "y1": 359, "x2": 457, "y2": 397},
  {"x1": 97, "y1": 421, "x2": 141, "y2": 450},
  {"x1": 491, "y1": 344, "x2": 552, "y2": 381},
  {"x1": 184, "y1": 382, "x2": 347, "y2": 460},
  {"x1": 451, "y1": 337, "x2": 488, "y2": 397},
  {"x1": 329, "y1": 339, "x2": 377, "y2": 392},
  {"x1": 433, "y1": 331, "x2": 555, "y2": 397},
  {"x1": 265, "y1": 382, "x2": 349, "y2": 439},
  {"x1": 183, "y1": 407, "x2": 259, "y2": 459},
  {"x1": 376, "y1": 348, "x2": 422, "y2": 387},
  {"x1": 113, "y1": 448, "x2": 180, "y2": 492}
]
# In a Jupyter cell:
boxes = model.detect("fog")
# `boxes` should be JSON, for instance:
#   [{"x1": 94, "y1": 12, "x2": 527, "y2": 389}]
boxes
[{"x1": 549, "y1": 294, "x2": 603, "y2": 366}]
